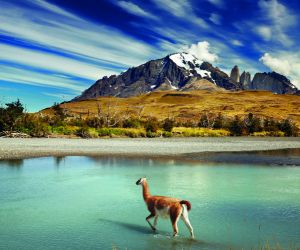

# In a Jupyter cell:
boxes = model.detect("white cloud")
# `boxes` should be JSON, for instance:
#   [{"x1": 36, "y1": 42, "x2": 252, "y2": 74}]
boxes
[
  {"x1": 0, "y1": 65, "x2": 85, "y2": 93},
  {"x1": 207, "y1": 0, "x2": 225, "y2": 8},
  {"x1": 260, "y1": 52, "x2": 300, "y2": 88},
  {"x1": 0, "y1": 1, "x2": 158, "y2": 69},
  {"x1": 151, "y1": 0, "x2": 208, "y2": 28},
  {"x1": 209, "y1": 13, "x2": 221, "y2": 25},
  {"x1": 231, "y1": 39, "x2": 244, "y2": 46},
  {"x1": 260, "y1": 53, "x2": 290, "y2": 74},
  {"x1": 116, "y1": 1, "x2": 158, "y2": 20},
  {"x1": 0, "y1": 43, "x2": 116, "y2": 81},
  {"x1": 186, "y1": 41, "x2": 218, "y2": 63},
  {"x1": 0, "y1": 0, "x2": 163, "y2": 96},
  {"x1": 254, "y1": 26, "x2": 272, "y2": 41},
  {"x1": 255, "y1": 0, "x2": 297, "y2": 46}
]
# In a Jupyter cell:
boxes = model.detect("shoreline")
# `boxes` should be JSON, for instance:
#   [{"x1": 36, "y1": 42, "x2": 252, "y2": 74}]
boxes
[{"x1": 1, "y1": 137, "x2": 300, "y2": 165}]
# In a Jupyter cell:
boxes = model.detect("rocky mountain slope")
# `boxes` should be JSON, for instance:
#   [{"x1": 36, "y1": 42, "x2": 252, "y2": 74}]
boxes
[{"x1": 73, "y1": 53, "x2": 298, "y2": 101}]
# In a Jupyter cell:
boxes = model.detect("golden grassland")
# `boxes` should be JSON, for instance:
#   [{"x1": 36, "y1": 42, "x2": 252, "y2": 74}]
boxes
[{"x1": 42, "y1": 90, "x2": 300, "y2": 126}]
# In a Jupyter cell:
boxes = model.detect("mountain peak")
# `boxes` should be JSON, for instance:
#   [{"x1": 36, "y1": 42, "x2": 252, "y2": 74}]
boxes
[
  {"x1": 72, "y1": 52, "x2": 299, "y2": 101},
  {"x1": 168, "y1": 52, "x2": 212, "y2": 79}
]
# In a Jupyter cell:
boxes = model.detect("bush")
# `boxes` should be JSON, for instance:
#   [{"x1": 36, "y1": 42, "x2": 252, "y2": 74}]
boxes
[
  {"x1": 162, "y1": 118, "x2": 174, "y2": 132},
  {"x1": 76, "y1": 126, "x2": 91, "y2": 138},
  {"x1": 146, "y1": 130, "x2": 161, "y2": 138},
  {"x1": 244, "y1": 113, "x2": 263, "y2": 134},
  {"x1": 86, "y1": 117, "x2": 104, "y2": 128},
  {"x1": 213, "y1": 113, "x2": 224, "y2": 129},
  {"x1": 0, "y1": 99, "x2": 24, "y2": 131},
  {"x1": 162, "y1": 131, "x2": 172, "y2": 137},
  {"x1": 279, "y1": 119, "x2": 299, "y2": 137},
  {"x1": 144, "y1": 117, "x2": 159, "y2": 132},
  {"x1": 172, "y1": 127, "x2": 230, "y2": 137},
  {"x1": 123, "y1": 118, "x2": 141, "y2": 128},
  {"x1": 51, "y1": 126, "x2": 75, "y2": 135},
  {"x1": 97, "y1": 128, "x2": 146, "y2": 138},
  {"x1": 229, "y1": 116, "x2": 244, "y2": 136}
]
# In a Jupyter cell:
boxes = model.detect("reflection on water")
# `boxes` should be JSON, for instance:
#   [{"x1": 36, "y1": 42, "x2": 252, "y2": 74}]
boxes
[
  {"x1": 0, "y1": 159, "x2": 24, "y2": 168},
  {"x1": 54, "y1": 156, "x2": 65, "y2": 167},
  {"x1": 185, "y1": 148, "x2": 300, "y2": 166}
]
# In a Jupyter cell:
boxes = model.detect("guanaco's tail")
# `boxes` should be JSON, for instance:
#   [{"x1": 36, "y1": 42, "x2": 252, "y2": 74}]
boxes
[{"x1": 180, "y1": 200, "x2": 191, "y2": 211}]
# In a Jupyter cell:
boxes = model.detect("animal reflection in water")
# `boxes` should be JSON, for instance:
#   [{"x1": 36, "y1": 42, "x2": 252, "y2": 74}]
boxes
[{"x1": 136, "y1": 177, "x2": 194, "y2": 238}]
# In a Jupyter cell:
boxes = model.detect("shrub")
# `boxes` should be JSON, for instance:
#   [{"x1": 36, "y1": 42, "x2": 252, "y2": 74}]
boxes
[
  {"x1": 172, "y1": 127, "x2": 230, "y2": 137},
  {"x1": 76, "y1": 126, "x2": 91, "y2": 138},
  {"x1": 244, "y1": 113, "x2": 263, "y2": 134},
  {"x1": 279, "y1": 119, "x2": 299, "y2": 137},
  {"x1": 86, "y1": 117, "x2": 105, "y2": 128},
  {"x1": 0, "y1": 99, "x2": 24, "y2": 131},
  {"x1": 144, "y1": 117, "x2": 159, "y2": 132},
  {"x1": 162, "y1": 131, "x2": 172, "y2": 137},
  {"x1": 146, "y1": 131, "x2": 160, "y2": 138},
  {"x1": 123, "y1": 118, "x2": 141, "y2": 128},
  {"x1": 213, "y1": 113, "x2": 224, "y2": 129},
  {"x1": 162, "y1": 118, "x2": 175, "y2": 132},
  {"x1": 229, "y1": 116, "x2": 244, "y2": 136}
]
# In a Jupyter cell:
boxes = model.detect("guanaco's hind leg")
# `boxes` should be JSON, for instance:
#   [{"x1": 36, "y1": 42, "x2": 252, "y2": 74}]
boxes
[
  {"x1": 153, "y1": 215, "x2": 158, "y2": 229},
  {"x1": 181, "y1": 206, "x2": 194, "y2": 238},
  {"x1": 146, "y1": 214, "x2": 156, "y2": 231},
  {"x1": 170, "y1": 208, "x2": 181, "y2": 237}
]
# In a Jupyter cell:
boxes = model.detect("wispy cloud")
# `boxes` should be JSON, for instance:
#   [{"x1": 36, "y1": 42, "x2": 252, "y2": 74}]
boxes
[
  {"x1": 209, "y1": 13, "x2": 222, "y2": 25},
  {"x1": 0, "y1": 0, "x2": 161, "y2": 95},
  {"x1": 231, "y1": 39, "x2": 244, "y2": 47},
  {"x1": 0, "y1": 64, "x2": 86, "y2": 93},
  {"x1": 207, "y1": 0, "x2": 225, "y2": 8},
  {"x1": 151, "y1": 0, "x2": 208, "y2": 28},
  {"x1": 241, "y1": 0, "x2": 297, "y2": 47},
  {"x1": 116, "y1": 1, "x2": 158, "y2": 20}
]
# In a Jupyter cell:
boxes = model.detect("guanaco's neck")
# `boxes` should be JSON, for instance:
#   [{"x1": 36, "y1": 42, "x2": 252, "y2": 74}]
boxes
[{"x1": 142, "y1": 181, "x2": 151, "y2": 201}]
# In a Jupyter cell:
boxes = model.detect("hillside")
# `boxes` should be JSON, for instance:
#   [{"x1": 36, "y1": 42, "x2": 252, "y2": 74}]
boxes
[{"x1": 42, "y1": 90, "x2": 300, "y2": 127}]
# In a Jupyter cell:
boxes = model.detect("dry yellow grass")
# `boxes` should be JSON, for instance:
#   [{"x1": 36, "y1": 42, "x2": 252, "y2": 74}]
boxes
[{"x1": 41, "y1": 90, "x2": 300, "y2": 126}]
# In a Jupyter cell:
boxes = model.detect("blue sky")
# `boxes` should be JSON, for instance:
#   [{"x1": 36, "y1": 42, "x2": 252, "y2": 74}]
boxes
[{"x1": 1, "y1": 0, "x2": 300, "y2": 111}]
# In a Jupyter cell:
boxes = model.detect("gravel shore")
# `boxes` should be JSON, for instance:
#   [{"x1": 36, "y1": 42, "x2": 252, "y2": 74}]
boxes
[{"x1": 1, "y1": 137, "x2": 300, "y2": 161}]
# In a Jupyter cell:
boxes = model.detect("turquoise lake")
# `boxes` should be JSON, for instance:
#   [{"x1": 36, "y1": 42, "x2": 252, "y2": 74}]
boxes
[{"x1": 0, "y1": 156, "x2": 300, "y2": 249}]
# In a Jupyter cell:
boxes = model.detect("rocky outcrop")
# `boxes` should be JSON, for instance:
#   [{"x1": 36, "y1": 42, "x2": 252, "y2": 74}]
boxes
[
  {"x1": 180, "y1": 78, "x2": 225, "y2": 92},
  {"x1": 252, "y1": 72, "x2": 297, "y2": 94},
  {"x1": 240, "y1": 71, "x2": 251, "y2": 89},
  {"x1": 230, "y1": 65, "x2": 240, "y2": 83},
  {"x1": 200, "y1": 62, "x2": 240, "y2": 90},
  {"x1": 0, "y1": 131, "x2": 31, "y2": 138}
]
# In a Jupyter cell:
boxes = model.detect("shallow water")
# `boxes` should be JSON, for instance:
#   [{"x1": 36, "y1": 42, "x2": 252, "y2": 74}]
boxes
[{"x1": 0, "y1": 156, "x2": 300, "y2": 250}]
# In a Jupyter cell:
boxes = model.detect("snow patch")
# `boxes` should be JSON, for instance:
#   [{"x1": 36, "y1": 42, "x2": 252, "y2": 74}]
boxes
[{"x1": 169, "y1": 52, "x2": 213, "y2": 79}]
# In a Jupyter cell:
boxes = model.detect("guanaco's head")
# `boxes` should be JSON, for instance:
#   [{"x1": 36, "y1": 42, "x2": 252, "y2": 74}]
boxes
[{"x1": 136, "y1": 177, "x2": 146, "y2": 185}]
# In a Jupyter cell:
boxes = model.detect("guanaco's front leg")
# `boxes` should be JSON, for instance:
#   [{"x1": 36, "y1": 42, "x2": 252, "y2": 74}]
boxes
[{"x1": 146, "y1": 213, "x2": 156, "y2": 231}]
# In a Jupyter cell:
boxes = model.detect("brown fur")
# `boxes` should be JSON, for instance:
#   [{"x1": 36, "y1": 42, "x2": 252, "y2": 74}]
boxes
[{"x1": 138, "y1": 178, "x2": 193, "y2": 237}]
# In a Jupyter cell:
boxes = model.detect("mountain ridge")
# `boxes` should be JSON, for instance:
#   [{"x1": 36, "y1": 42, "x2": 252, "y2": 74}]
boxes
[{"x1": 73, "y1": 52, "x2": 298, "y2": 101}]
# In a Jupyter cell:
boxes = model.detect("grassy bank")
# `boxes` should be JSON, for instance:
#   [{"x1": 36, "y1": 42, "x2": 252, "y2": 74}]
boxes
[
  {"x1": 33, "y1": 126, "x2": 292, "y2": 138},
  {"x1": 1, "y1": 98, "x2": 299, "y2": 138}
]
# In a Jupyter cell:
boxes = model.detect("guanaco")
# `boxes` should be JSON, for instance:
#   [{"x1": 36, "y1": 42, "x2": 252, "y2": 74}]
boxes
[{"x1": 136, "y1": 177, "x2": 194, "y2": 238}]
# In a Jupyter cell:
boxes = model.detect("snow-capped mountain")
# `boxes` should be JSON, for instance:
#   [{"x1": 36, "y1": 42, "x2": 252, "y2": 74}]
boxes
[{"x1": 73, "y1": 52, "x2": 298, "y2": 101}]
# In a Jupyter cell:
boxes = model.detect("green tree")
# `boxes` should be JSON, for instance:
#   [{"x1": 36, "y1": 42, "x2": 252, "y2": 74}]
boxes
[{"x1": 0, "y1": 99, "x2": 24, "y2": 131}]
